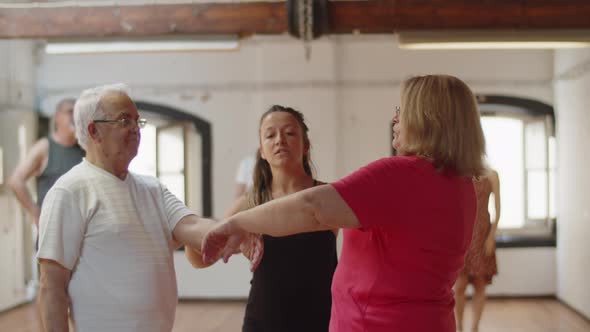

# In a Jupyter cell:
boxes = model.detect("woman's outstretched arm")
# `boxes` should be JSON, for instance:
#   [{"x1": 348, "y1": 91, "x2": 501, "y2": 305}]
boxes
[
  {"x1": 202, "y1": 184, "x2": 359, "y2": 263},
  {"x1": 234, "y1": 184, "x2": 359, "y2": 236}
]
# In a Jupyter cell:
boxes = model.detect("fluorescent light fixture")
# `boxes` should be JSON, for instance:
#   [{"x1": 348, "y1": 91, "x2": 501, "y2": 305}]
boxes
[
  {"x1": 398, "y1": 30, "x2": 590, "y2": 50},
  {"x1": 401, "y1": 41, "x2": 590, "y2": 50},
  {"x1": 45, "y1": 36, "x2": 239, "y2": 54}
]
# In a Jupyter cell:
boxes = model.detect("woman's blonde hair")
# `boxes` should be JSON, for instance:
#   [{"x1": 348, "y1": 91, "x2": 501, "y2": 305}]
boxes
[{"x1": 400, "y1": 75, "x2": 486, "y2": 177}]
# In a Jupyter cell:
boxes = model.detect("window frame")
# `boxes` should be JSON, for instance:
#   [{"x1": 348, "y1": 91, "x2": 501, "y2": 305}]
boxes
[{"x1": 136, "y1": 101, "x2": 213, "y2": 217}]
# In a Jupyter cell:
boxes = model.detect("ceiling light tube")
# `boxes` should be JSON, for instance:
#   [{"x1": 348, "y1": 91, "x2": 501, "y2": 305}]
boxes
[
  {"x1": 398, "y1": 30, "x2": 590, "y2": 50},
  {"x1": 45, "y1": 36, "x2": 240, "y2": 54}
]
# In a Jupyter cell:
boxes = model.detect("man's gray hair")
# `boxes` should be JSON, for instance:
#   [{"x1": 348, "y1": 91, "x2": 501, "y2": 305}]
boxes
[
  {"x1": 74, "y1": 83, "x2": 129, "y2": 150},
  {"x1": 50, "y1": 98, "x2": 76, "y2": 133},
  {"x1": 55, "y1": 98, "x2": 76, "y2": 114}
]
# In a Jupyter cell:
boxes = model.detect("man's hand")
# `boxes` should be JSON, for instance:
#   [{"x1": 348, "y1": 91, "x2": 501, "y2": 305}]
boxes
[{"x1": 8, "y1": 138, "x2": 48, "y2": 227}]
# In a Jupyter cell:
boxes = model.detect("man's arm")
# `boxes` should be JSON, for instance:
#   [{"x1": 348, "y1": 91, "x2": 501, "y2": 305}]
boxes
[
  {"x1": 7, "y1": 138, "x2": 49, "y2": 226},
  {"x1": 38, "y1": 259, "x2": 71, "y2": 332},
  {"x1": 186, "y1": 196, "x2": 249, "y2": 269},
  {"x1": 173, "y1": 215, "x2": 218, "y2": 268}
]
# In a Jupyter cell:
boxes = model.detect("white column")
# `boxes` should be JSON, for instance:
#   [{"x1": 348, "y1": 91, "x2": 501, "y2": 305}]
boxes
[
  {"x1": 554, "y1": 48, "x2": 590, "y2": 319},
  {"x1": 0, "y1": 40, "x2": 38, "y2": 312}
]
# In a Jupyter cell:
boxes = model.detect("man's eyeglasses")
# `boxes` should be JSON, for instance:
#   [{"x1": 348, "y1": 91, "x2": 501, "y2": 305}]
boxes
[{"x1": 93, "y1": 118, "x2": 147, "y2": 129}]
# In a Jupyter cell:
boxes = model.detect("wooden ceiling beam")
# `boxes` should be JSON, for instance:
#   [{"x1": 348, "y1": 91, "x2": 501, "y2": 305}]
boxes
[
  {"x1": 329, "y1": 0, "x2": 590, "y2": 33},
  {"x1": 0, "y1": 2, "x2": 287, "y2": 39},
  {"x1": 1, "y1": 1, "x2": 590, "y2": 39}
]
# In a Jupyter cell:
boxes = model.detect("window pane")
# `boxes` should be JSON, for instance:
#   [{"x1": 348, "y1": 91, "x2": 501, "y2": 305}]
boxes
[
  {"x1": 527, "y1": 170, "x2": 548, "y2": 219},
  {"x1": 525, "y1": 121, "x2": 547, "y2": 169},
  {"x1": 548, "y1": 136, "x2": 556, "y2": 169},
  {"x1": 160, "y1": 174, "x2": 185, "y2": 203},
  {"x1": 0, "y1": 146, "x2": 3, "y2": 184},
  {"x1": 549, "y1": 169, "x2": 556, "y2": 219},
  {"x1": 129, "y1": 124, "x2": 156, "y2": 177},
  {"x1": 549, "y1": 137, "x2": 556, "y2": 219},
  {"x1": 158, "y1": 126, "x2": 184, "y2": 173},
  {"x1": 481, "y1": 117, "x2": 524, "y2": 228},
  {"x1": 185, "y1": 126, "x2": 203, "y2": 215},
  {"x1": 488, "y1": 194, "x2": 498, "y2": 224}
]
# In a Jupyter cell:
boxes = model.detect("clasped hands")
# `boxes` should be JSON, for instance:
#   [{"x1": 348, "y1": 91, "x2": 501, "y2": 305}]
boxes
[{"x1": 201, "y1": 220, "x2": 263, "y2": 272}]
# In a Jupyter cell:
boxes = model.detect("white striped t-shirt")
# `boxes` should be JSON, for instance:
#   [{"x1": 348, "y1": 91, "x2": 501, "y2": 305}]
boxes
[{"x1": 37, "y1": 159, "x2": 194, "y2": 332}]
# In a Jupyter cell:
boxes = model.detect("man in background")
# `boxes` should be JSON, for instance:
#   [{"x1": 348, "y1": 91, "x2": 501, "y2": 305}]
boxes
[
  {"x1": 8, "y1": 98, "x2": 85, "y2": 227},
  {"x1": 8, "y1": 98, "x2": 84, "y2": 331}
]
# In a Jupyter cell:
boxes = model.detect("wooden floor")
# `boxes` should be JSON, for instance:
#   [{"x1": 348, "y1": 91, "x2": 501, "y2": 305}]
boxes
[{"x1": 0, "y1": 298, "x2": 588, "y2": 332}]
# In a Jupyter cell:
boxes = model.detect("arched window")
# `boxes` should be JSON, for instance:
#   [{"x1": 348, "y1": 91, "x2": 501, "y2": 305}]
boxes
[
  {"x1": 477, "y1": 95, "x2": 555, "y2": 236},
  {"x1": 129, "y1": 102, "x2": 212, "y2": 217}
]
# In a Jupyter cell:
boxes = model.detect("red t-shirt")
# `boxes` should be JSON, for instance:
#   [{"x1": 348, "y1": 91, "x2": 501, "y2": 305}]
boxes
[{"x1": 330, "y1": 156, "x2": 476, "y2": 332}]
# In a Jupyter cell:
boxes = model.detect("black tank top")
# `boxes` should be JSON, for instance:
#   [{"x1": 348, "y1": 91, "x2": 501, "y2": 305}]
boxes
[
  {"x1": 243, "y1": 181, "x2": 338, "y2": 332},
  {"x1": 37, "y1": 136, "x2": 85, "y2": 207}
]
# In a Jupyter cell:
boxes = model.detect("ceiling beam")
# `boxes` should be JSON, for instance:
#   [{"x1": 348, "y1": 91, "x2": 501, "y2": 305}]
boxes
[
  {"x1": 0, "y1": 2, "x2": 287, "y2": 39},
  {"x1": 330, "y1": 0, "x2": 590, "y2": 33},
  {"x1": 1, "y1": 1, "x2": 590, "y2": 39}
]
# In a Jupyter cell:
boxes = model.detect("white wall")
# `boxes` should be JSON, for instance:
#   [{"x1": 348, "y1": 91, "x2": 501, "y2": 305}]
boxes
[
  {"x1": 488, "y1": 248, "x2": 556, "y2": 296},
  {"x1": 175, "y1": 247, "x2": 558, "y2": 300},
  {"x1": 554, "y1": 48, "x2": 590, "y2": 318},
  {"x1": 36, "y1": 36, "x2": 555, "y2": 211},
  {"x1": 35, "y1": 35, "x2": 557, "y2": 299},
  {"x1": 37, "y1": 38, "x2": 341, "y2": 217}
]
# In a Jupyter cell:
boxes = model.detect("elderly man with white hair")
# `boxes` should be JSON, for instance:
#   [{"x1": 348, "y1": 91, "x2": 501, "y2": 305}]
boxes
[{"x1": 36, "y1": 84, "x2": 260, "y2": 332}]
